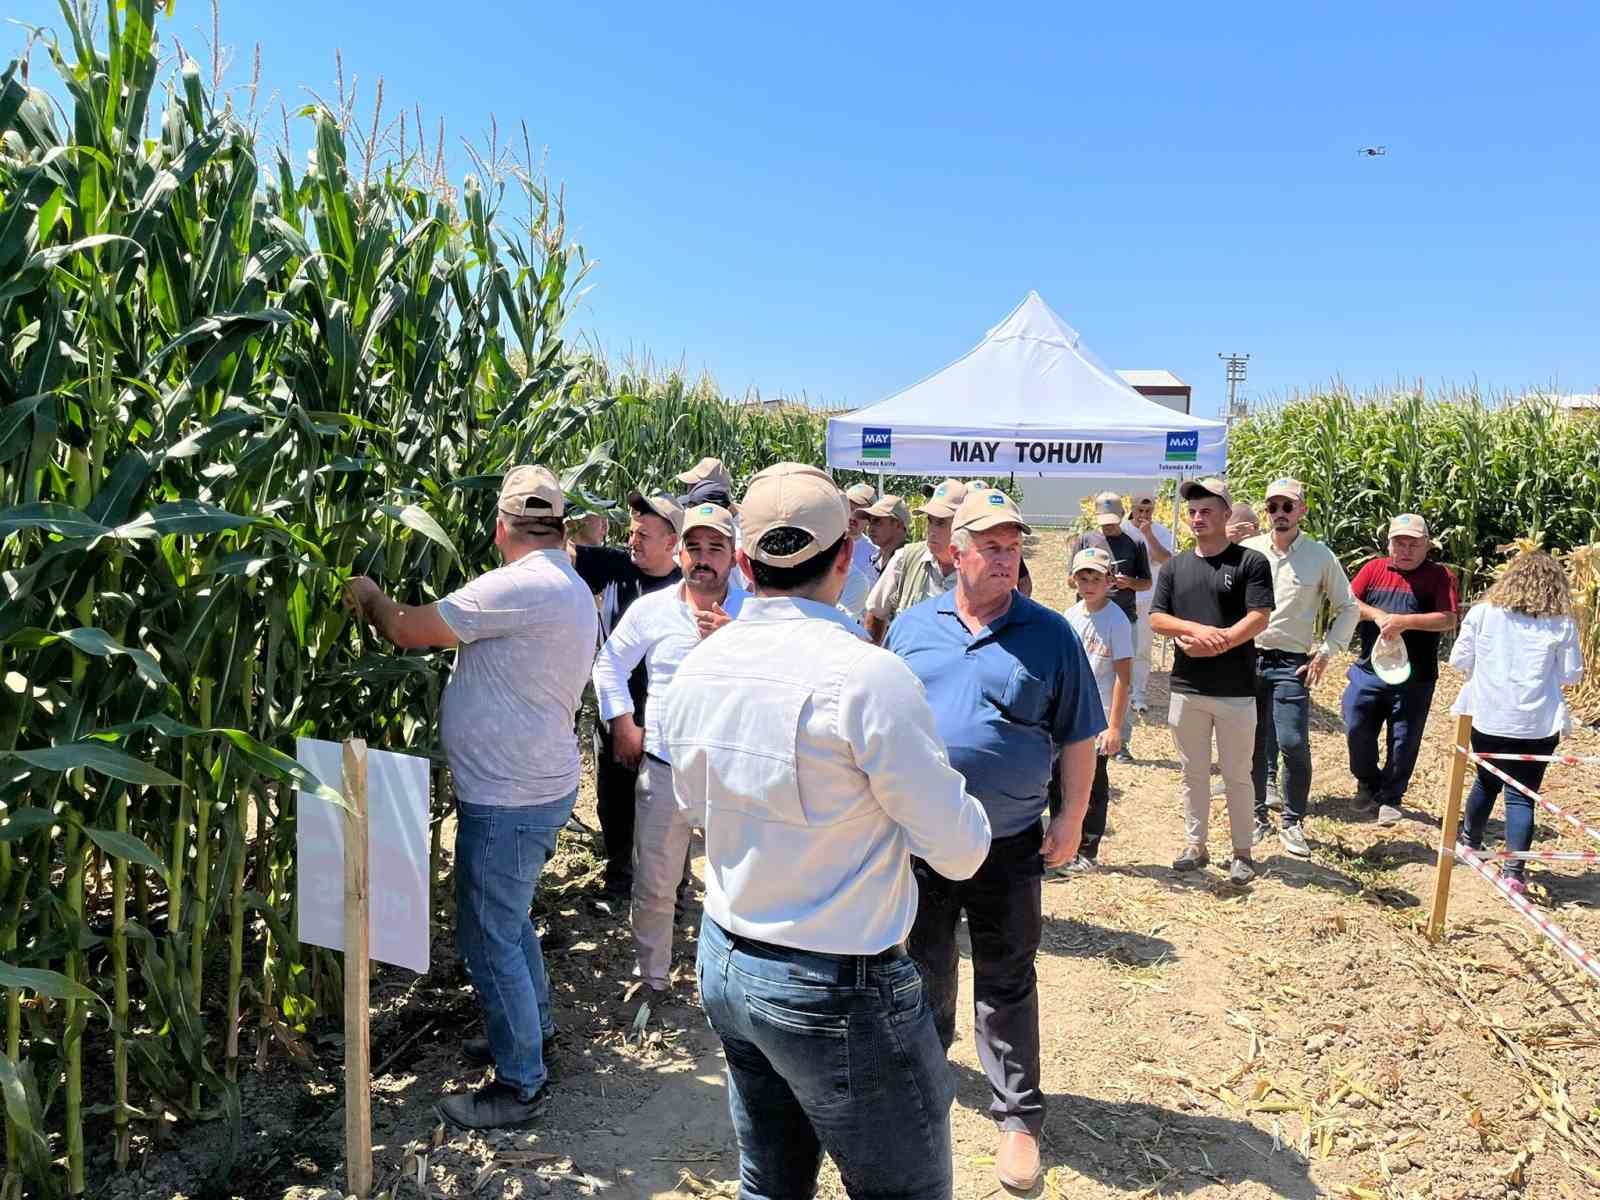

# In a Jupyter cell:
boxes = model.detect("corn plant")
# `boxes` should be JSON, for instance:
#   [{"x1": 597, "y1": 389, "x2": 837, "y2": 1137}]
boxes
[{"x1": 0, "y1": 4, "x2": 614, "y2": 1195}]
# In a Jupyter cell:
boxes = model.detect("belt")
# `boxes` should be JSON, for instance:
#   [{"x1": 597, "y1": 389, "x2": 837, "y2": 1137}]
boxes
[
  {"x1": 1258, "y1": 648, "x2": 1310, "y2": 663},
  {"x1": 718, "y1": 922, "x2": 907, "y2": 983}
]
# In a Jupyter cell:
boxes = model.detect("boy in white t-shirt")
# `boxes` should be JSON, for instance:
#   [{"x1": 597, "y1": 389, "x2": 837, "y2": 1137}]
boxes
[
  {"x1": 1052, "y1": 547, "x2": 1133, "y2": 870},
  {"x1": 1049, "y1": 550, "x2": 1139, "y2": 870}
]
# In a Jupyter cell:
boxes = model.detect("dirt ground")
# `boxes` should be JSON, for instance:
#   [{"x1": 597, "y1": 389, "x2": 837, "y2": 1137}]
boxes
[{"x1": 116, "y1": 530, "x2": 1600, "y2": 1200}]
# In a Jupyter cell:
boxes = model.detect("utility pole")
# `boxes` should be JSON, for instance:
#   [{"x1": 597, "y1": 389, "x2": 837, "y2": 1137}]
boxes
[{"x1": 1218, "y1": 353, "x2": 1250, "y2": 427}]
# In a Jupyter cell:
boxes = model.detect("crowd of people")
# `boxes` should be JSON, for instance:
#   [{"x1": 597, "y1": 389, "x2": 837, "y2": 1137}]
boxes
[{"x1": 341, "y1": 458, "x2": 1585, "y2": 1199}]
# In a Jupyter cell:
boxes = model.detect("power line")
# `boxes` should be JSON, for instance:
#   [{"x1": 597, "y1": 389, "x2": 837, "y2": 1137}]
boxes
[{"x1": 1218, "y1": 352, "x2": 1250, "y2": 428}]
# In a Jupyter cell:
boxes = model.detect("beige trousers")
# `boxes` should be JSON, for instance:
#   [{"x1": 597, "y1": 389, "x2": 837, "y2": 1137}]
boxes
[
  {"x1": 1169, "y1": 692, "x2": 1257, "y2": 853},
  {"x1": 631, "y1": 755, "x2": 694, "y2": 990}
]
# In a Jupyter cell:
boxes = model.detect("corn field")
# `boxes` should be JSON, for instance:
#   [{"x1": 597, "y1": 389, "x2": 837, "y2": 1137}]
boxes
[
  {"x1": 1226, "y1": 389, "x2": 1600, "y2": 595},
  {"x1": 0, "y1": 3, "x2": 627, "y2": 1194},
  {"x1": 1227, "y1": 390, "x2": 1600, "y2": 719}
]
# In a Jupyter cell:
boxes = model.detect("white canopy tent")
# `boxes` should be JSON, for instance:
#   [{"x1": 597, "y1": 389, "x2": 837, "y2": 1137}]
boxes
[{"x1": 825, "y1": 292, "x2": 1226, "y2": 480}]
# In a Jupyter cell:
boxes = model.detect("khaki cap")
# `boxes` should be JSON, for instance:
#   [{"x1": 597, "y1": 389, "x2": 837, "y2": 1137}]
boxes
[
  {"x1": 675, "y1": 456, "x2": 733, "y2": 492},
  {"x1": 681, "y1": 501, "x2": 735, "y2": 540},
  {"x1": 1071, "y1": 546, "x2": 1114, "y2": 575},
  {"x1": 964, "y1": 480, "x2": 992, "y2": 492},
  {"x1": 862, "y1": 494, "x2": 911, "y2": 526},
  {"x1": 954, "y1": 488, "x2": 1032, "y2": 534},
  {"x1": 1265, "y1": 477, "x2": 1306, "y2": 503},
  {"x1": 1387, "y1": 513, "x2": 1430, "y2": 540},
  {"x1": 915, "y1": 478, "x2": 969, "y2": 519},
  {"x1": 1178, "y1": 476, "x2": 1233, "y2": 507},
  {"x1": 844, "y1": 482, "x2": 878, "y2": 507},
  {"x1": 1131, "y1": 489, "x2": 1157, "y2": 506},
  {"x1": 741, "y1": 463, "x2": 849, "y2": 566},
  {"x1": 628, "y1": 490, "x2": 684, "y2": 536},
  {"x1": 499, "y1": 465, "x2": 565, "y2": 518},
  {"x1": 1094, "y1": 491, "x2": 1126, "y2": 526}
]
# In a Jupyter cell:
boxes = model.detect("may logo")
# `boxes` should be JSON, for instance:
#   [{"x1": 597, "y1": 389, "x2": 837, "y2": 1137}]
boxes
[
  {"x1": 862, "y1": 427, "x2": 893, "y2": 460},
  {"x1": 1164, "y1": 430, "x2": 1199, "y2": 463}
]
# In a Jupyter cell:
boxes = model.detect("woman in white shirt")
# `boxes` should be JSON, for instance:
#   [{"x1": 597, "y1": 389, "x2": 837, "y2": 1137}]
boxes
[{"x1": 1450, "y1": 551, "x2": 1585, "y2": 895}]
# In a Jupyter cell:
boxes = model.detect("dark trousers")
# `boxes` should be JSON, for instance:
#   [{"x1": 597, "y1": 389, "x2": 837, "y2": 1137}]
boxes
[
  {"x1": 1253, "y1": 652, "x2": 1313, "y2": 825},
  {"x1": 1462, "y1": 729, "x2": 1559, "y2": 880},
  {"x1": 697, "y1": 918, "x2": 956, "y2": 1200},
  {"x1": 1047, "y1": 754, "x2": 1111, "y2": 859},
  {"x1": 1340, "y1": 665, "x2": 1437, "y2": 806},
  {"x1": 592, "y1": 725, "x2": 638, "y2": 893},
  {"x1": 909, "y1": 825, "x2": 1045, "y2": 1136}
]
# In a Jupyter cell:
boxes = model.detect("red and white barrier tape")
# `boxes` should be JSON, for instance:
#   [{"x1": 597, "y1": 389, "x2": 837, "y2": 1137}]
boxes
[
  {"x1": 1458, "y1": 746, "x2": 1600, "y2": 847},
  {"x1": 1452, "y1": 842, "x2": 1600, "y2": 986},
  {"x1": 1474, "y1": 752, "x2": 1600, "y2": 766},
  {"x1": 1484, "y1": 848, "x2": 1600, "y2": 863}
]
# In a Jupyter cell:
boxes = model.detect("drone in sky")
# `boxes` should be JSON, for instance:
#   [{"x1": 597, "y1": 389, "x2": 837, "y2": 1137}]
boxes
[{"x1": 1358, "y1": 146, "x2": 1388, "y2": 157}]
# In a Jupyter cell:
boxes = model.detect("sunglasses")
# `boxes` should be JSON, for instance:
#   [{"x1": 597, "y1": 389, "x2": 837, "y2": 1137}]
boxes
[{"x1": 1265, "y1": 501, "x2": 1298, "y2": 514}]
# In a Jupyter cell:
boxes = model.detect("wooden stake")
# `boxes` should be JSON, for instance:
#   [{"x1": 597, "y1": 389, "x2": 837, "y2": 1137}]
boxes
[
  {"x1": 342, "y1": 739, "x2": 373, "y2": 1200},
  {"x1": 1426, "y1": 714, "x2": 1474, "y2": 942}
]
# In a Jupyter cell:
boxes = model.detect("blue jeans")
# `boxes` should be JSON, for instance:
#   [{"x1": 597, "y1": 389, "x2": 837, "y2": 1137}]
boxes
[
  {"x1": 1252, "y1": 653, "x2": 1312, "y2": 825},
  {"x1": 455, "y1": 791, "x2": 574, "y2": 1099},
  {"x1": 1462, "y1": 729, "x2": 1558, "y2": 881},
  {"x1": 697, "y1": 918, "x2": 956, "y2": 1200},
  {"x1": 1341, "y1": 666, "x2": 1436, "y2": 806}
]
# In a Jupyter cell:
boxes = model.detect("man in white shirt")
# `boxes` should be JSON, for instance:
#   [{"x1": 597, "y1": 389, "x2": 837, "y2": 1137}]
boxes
[
  {"x1": 660, "y1": 463, "x2": 991, "y2": 1200},
  {"x1": 345, "y1": 466, "x2": 596, "y2": 1131},
  {"x1": 844, "y1": 481, "x2": 879, "y2": 579},
  {"x1": 1126, "y1": 490, "x2": 1175, "y2": 714},
  {"x1": 1241, "y1": 479, "x2": 1359, "y2": 857},
  {"x1": 593, "y1": 502, "x2": 746, "y2": 996}
]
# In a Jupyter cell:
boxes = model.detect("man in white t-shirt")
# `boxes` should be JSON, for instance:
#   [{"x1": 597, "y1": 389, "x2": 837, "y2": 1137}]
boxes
[
  {"x1": 1055, "y1": 547, "x2": 1133, "y2": 870},
  {"x1": 345, "y1": 465, "x2": 596, "y2": 1131},
  {"x1": 593, "y1": 502, "x2": 746, "y2": 997},
  {"x1": 1125, "y1": 490, "x2": 1174, "y2": 715}
]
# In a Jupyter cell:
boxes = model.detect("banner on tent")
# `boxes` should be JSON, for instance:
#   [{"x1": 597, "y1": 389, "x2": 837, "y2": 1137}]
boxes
[{"x1": 825, "y1": 421, "x2": 1227, "y2": 478}]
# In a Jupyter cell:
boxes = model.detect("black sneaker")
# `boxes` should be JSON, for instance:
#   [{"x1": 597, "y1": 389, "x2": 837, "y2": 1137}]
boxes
[
  {"x1": 461, "y1": 1031, "x2": 559, "y2": 1067},
  {"x1": 1354, "y1": 781, "x2": 1378, "y2": 811},
  {"x1": 1114, "y1": 748, "x2": 1136, "y2": 765},
  {"x1": 1251, "y1": 818, "x2": 1273, "y2": 848},
  {"x1": 437, "y1": 1078, "x2": 547, "y2": 1131},
  {"x1": 1172, "y1": 848, "x2": 1210, "y2": 872}
]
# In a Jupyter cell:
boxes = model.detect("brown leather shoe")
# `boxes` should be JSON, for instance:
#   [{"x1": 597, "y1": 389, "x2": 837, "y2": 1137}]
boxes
[{"x1": 996, "y1": 1129, "x2": 1041, "y2": 1191}]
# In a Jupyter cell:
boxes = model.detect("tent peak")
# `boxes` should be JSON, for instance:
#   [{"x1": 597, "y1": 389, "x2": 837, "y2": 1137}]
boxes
[{"x1": 983, "y1": 291, "x2": 1086, "y2": 353}]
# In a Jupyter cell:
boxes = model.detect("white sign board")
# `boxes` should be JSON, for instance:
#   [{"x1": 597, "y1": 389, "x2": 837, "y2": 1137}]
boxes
[{"x1": 296, "y1": 737, "x2": 431, "y2": 973}]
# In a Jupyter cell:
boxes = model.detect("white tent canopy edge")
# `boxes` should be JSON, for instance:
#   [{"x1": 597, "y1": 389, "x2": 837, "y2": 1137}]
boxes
[{"x1": 825, "y1": 292, "x2": 1227, "y2": 480}]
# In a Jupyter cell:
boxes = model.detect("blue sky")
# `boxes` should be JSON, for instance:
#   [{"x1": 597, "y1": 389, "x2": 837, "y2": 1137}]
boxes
[{"x1": 8, "y1": 2, "x2": 1600, "y2": 416}]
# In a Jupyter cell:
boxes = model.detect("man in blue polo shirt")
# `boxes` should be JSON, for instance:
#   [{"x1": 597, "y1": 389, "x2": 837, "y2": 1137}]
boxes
[{"x1": 886, "y1": 488, "x2": 1103, "y2": 1192}]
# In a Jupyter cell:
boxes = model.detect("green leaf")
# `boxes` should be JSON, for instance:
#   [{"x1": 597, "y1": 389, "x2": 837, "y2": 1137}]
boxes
[
  {"x1": 6, "y1": 626, "x2": 168, "y2": 685},
  {"x1": 0, "y1": 1053, "x2": 55, "y2": 1195},
  {"x1": 0, "y1": 806, "x2": 58, "y2": 841},
  {"x1": 211, "y1": 728, "x2": 344, "y2": 807},
  {"x1": 10, "y1": 743, "x2": 182, "y2": 787},
  {"x1": 0, "y1": 962, "x2": 105, "y2": 1016},
  {"x1": 82, "y1": 827, "x2": 169, "y2": 881},
  {"x1": 111, "y1": 500, "x2": 254, "y2": 539},
  {"x1": 0, "y1": 502, "x2": 110, "y2": 538},
  {"x1": 378, "y1": 502, "x2": 460, "y2": 564}
]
